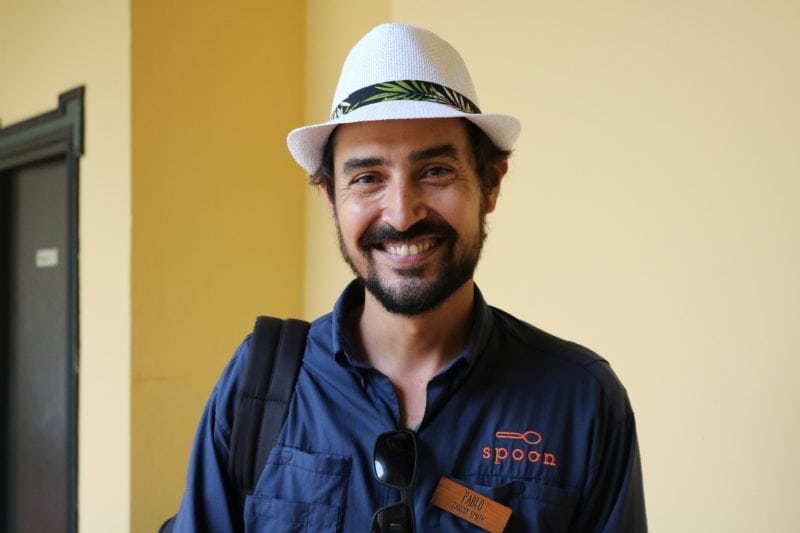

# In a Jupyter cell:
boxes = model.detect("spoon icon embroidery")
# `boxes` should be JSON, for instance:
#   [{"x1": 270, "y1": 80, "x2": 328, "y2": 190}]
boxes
[{"x1": 495, "y1": 430, "x2": 542, "y2": 445}]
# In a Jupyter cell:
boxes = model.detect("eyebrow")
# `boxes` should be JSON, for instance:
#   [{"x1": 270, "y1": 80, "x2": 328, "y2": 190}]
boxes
[
  {"x1": 342, "y1": 156, "x2": 386, "y2": 174},
  {"x1": 410, "y1": 144, "x2": 458, "y2": 162}
]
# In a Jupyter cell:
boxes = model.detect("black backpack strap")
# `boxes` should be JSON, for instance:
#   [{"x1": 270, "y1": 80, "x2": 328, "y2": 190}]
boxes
[{"x1": 227, "y1": 317, "x2": 309, "y2": 495}]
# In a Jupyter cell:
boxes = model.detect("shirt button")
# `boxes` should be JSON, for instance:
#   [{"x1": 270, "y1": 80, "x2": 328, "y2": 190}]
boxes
[{"x1": 280, "y1": 448, "x2": 293, "y2": 463}]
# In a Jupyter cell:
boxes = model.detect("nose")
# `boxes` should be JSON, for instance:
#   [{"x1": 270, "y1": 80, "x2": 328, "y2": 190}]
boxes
[{"x1": 381, "y1": 178, "x2": 427, "y2": 232}]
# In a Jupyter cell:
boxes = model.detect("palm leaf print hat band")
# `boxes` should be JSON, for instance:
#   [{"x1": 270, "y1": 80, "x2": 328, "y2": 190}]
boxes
[{"x1": 286, "y1": 23, "x2": 521, "y2": 175}]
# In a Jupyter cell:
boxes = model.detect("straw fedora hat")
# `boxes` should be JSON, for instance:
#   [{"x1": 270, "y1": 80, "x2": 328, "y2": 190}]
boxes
[{"x1": 286, "y1": 23, "x2": 521, "y2": 175}]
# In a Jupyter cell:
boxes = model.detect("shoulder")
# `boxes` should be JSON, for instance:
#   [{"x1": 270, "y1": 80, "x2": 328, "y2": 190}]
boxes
[
  {"x1": 208, "y1": 335, "x2": 254, "y2": 437},
  {"x1": 306, "y1": 311, "x2": 334, "y2": 344},
  {"x1": 489, "y1": 306, "x2": 633, "y2": 421}
]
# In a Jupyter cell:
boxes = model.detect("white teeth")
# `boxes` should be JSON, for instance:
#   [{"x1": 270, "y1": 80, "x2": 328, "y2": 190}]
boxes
[{"x1": 387, "y1": 240, "x2": 433, "y2": 257}]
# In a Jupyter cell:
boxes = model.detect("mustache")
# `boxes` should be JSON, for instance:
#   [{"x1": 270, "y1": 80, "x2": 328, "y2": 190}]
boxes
[{"x1": 358, "y1": 218, "x2": 457, "y2": 250}]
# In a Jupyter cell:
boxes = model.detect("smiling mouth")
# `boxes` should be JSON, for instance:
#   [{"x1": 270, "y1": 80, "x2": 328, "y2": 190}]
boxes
[
  {"x1": 382, "y1": 239, "x2": 436, "y2": 257},
  {"x1": 359, "y1": 219, "x2": 456, "y2": 259}
]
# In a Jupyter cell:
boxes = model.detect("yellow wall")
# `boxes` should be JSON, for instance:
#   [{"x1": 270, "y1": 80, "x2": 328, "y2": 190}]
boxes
[
  {"x1": 130, "y1": 1, "x2": 306, "y2": 530},
  {"x1": 303, "y1": 1, "x2": 800, "y2": 531},
  {"x1": 0, "y1": 0, "x2": 131, "y2": 530}
]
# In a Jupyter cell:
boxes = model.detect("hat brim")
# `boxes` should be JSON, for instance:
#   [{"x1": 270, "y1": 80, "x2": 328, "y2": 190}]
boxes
[{"x1": 287, "y1": 100, "x2": 521, "y2": 175}]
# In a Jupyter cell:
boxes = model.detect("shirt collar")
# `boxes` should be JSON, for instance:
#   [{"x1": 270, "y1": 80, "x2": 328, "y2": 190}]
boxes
[
  {"x1": 330, "y1": 279, "x2": 366, "y2": 364},
  {"x1": 330, "y1": 279, "x2": 495, "y2": 375}
]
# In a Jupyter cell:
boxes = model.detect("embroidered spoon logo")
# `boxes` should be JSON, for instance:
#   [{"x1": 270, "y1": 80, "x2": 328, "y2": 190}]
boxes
[{"x1": 494, "y1": 430, "x2": 542, "y2": 445}]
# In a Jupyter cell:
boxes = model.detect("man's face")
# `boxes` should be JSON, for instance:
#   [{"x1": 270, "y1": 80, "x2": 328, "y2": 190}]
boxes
[{"x1": 325, "y1": 118, "x2": 503, "y2": 316}]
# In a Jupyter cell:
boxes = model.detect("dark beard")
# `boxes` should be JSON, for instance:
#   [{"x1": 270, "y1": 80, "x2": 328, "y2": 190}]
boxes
[{"x1": 337, "y1": 216, "x2": 487, "y2": 316}]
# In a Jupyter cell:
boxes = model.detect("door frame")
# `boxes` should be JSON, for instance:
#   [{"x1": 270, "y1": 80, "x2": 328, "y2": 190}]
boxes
[{"x1": 0, "y1": 87, "x2": 83, "y2": 533}]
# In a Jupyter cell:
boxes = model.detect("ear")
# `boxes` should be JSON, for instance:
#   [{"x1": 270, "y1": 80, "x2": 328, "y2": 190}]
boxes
[{"x1": 483, "y1": 160, "x2": 508, "y2": 214}]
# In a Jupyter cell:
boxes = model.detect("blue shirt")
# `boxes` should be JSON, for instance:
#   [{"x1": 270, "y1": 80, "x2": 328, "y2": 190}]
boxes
[{"x1": 173, "y1": 281, "x2": 647, "y2": 532}]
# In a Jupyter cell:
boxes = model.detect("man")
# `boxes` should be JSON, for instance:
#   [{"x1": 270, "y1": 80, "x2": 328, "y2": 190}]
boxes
[{"x1": 173, "y1": 23, "x2": 647, "y2": 532}]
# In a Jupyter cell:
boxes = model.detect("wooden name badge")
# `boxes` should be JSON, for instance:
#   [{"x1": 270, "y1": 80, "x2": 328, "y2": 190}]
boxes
[{"x1": 430, "y1": 477, "x2": 512, "y2": 533}]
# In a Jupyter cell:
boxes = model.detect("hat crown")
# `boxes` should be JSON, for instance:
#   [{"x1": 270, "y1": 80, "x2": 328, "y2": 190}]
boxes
[
  {"x1": 287, "y1": 23, "x2": 520, "y2": 175},
  {"x1": 331, "y1": 23, "x2": 479, "y2": 114}
]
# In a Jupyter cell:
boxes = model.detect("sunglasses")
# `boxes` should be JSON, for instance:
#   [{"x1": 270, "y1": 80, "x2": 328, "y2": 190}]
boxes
[{"x1": 371, "y1": 429, "x2": 418, "y2": 533}]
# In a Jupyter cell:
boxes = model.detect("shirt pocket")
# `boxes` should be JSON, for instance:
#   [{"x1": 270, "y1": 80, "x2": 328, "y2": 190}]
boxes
[
  {"x1": 436, "y1": 476, "x2": 580, "y2": 533},
  {"x1": 246, "y1": 446, "x2": 352, "y2": 532}
]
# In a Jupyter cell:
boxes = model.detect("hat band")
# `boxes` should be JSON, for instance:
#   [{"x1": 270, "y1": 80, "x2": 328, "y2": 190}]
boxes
[{"x1": 331, "y1": 80, "x2": 481, "y2": 120}]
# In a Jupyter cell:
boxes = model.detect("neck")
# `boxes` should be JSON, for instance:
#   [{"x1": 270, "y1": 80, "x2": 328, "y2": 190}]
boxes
[
  {"x1": 348, "y1": 280, "x2": 476, "y2": 428},
  {"x1": 350, "y1": 280, "x2": 475, "y2": 379}
]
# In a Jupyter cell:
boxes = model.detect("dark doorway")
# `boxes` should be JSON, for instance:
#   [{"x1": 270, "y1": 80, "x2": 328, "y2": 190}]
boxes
[{"x1": 0, "y1": 89, "x2": 83, "y2": 533}]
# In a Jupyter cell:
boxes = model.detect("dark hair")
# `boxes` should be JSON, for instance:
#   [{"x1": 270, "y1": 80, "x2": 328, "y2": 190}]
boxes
[{"x1": 310, "y1": 119, "x2": 511, "y2": 203}]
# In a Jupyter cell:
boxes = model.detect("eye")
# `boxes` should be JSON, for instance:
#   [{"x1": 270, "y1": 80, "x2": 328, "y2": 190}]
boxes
[
  {"x1": 351, "y1": 173, "x2": 381, "y2": 185},
  {"x1": 422, "y1": 165, "x2": 453, "y2": 179},
  {"x1": 346, "y1": 173, "x2": 385, "y2": 194}
]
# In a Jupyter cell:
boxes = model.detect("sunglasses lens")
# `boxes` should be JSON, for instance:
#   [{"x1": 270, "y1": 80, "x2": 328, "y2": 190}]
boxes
[
  {"x1": 371, "y1": 503, "x2": 414, "y2": 533},
  {"x1": 373, "y1": 430, "x2": 416, "y2": 488}
]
